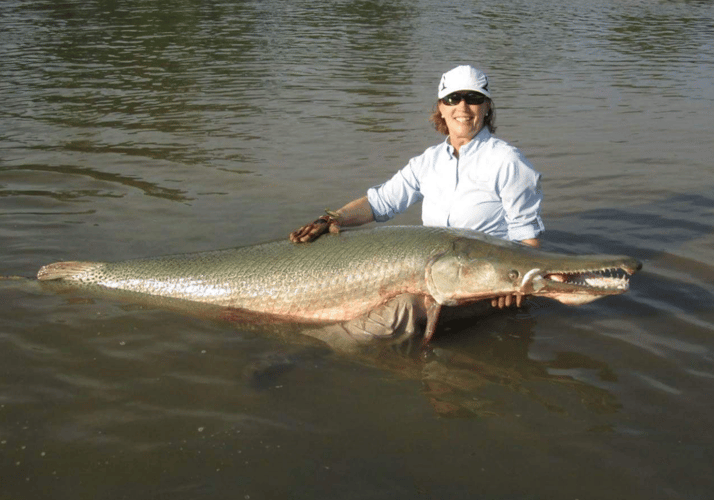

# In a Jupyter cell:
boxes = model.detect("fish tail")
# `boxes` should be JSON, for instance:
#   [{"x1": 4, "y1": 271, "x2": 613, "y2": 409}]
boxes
[{"x1": 37, "y1": 261, "x2": 102, "y2": 281}]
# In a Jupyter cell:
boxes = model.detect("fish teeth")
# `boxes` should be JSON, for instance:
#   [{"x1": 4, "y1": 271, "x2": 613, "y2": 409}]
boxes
[
  {"x1": 544, "y1": 267, "x2": 631, "y2": 290},
  {"x1": 584, "y1": 274, "x2": 630, "y2": 290}
]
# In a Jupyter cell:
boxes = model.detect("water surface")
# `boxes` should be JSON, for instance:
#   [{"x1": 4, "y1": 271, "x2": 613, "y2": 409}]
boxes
[{"x1": 2, "y1": 0, "x2": 714, "y2": 498}]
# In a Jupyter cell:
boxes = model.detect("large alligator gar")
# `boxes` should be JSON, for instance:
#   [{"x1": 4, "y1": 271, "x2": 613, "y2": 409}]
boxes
[{"x1": 37, "y1": 226, "x2": 641, "y2": 343}]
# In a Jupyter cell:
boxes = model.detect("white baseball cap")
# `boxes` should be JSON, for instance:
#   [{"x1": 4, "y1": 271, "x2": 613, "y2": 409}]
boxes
[{"x1": 437, "y1": 65, "x2": 491, "y2": 100}]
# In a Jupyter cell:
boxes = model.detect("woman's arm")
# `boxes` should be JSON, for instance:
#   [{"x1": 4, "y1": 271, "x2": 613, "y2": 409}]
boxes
[
  {"x1": 334, "y1": 196, "x2": 376, "y2": 227},
  {"x1": 289, "y1": 196, "x2": 375, "y2": 243}
]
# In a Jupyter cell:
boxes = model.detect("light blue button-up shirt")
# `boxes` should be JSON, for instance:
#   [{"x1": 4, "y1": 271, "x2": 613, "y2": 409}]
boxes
[{"x1": 367, "y1": 127, "x2": 544, "y2": 241}]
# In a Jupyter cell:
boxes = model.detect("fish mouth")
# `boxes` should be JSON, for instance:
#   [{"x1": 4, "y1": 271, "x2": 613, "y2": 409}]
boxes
[
  {"x1": 542, "y1": 268, "x2": 633, "y2": 292},
  {"x1": 522, "y1": 259, "x2": 642, "y2": 304}
]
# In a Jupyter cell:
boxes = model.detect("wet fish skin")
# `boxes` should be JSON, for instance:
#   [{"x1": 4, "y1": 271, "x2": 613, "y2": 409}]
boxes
[
  {"x1": 36, "y1": 226, "x2": 642, "y2": 341},
  {"x1": 37, "y1": 226, "x2": 444, "y2": 322}
]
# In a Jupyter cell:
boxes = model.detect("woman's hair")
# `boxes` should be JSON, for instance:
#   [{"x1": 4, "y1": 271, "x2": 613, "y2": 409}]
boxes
[{"x1": 429, "y1": 99, "x2": 497, "y2": 135}]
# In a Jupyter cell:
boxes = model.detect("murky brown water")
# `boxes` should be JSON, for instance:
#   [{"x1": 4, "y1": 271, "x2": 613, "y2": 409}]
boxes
[{"x1": 2, "y1": 0, "x2": 713, "y2": 498}]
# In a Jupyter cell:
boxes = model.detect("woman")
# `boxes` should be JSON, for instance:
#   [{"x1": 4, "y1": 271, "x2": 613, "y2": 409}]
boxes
[{"x1": 290, "y1": 65, "x2": 544, "y2": 308}]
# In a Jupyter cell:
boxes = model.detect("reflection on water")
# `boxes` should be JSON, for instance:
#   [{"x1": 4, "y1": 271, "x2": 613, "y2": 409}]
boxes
[
  {"x1": 420, "y1": 321, "x2": 622, "y2": 419},
  {"x1": 2, "y1": 0, "x2": 714, "y2": 498},
  {"x1": 35, "y1": 278, "x2": 624, "y2": 420}
]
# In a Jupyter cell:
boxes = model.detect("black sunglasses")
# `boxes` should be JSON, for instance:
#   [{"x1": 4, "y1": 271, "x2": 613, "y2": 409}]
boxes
[{"x1": 441, "y1": 92, "x2": 487, "y2": 106}]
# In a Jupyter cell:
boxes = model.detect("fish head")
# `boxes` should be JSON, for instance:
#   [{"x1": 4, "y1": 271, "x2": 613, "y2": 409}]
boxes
[{"x1": 426, "y1": 234, "x2": 642, "y2": 306}]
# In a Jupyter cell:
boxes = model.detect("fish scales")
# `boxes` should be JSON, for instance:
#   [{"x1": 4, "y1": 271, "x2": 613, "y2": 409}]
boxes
[{"x1": 40, "y1": 227, "x2": 453, "y2": 322}]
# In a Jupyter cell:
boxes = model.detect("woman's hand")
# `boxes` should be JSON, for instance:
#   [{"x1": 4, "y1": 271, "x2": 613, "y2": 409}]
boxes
[
  {"x1": 490, "y1": 238, "x2": 538, "y2": 308},
  {"x1": 289, "y1": 214, "x2": 341, "y2": 243},
  {"x1": 491, "y1": 294, "x2": 524, "y2": 309},
  {"x1": 289, "y1": 197, "x2": 375, "y2": 244}
]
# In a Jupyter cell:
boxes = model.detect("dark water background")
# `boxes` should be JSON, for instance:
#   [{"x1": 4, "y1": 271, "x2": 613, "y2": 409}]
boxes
[{"x1": 2, "y1": 0, "x2": 713, "y2": 498}]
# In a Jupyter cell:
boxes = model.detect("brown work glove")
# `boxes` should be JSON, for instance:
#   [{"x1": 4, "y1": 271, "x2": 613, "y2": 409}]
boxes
[{"x1": 289, "y1": 211, "x2": 342, "y2": 243}]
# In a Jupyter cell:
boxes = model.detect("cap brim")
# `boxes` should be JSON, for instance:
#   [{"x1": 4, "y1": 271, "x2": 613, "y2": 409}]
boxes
[{"x1": 438, "y1": 88, "x2": 491, "y2": 100}]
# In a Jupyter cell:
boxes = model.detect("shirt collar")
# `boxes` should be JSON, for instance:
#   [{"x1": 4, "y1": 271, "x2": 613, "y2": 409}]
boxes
[{"x1": 444, "y1": 126, "x2": 492, "y2": 158}]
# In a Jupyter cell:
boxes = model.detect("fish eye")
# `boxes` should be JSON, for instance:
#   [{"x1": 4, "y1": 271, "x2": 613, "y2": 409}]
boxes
[{"x1": 508, "y1": 270, "x2": 520, "y2": 280}]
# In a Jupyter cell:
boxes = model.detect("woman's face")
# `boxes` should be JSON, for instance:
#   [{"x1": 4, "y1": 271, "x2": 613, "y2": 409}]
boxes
[{"x1": 438, "y1": 92, "x2": 490, "y2": 143}]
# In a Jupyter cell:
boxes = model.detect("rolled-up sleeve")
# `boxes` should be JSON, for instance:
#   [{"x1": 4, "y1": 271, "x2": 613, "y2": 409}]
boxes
[
  {"x1": 497, "y1": 152, "x2": 544, "y2": 241},
  {"x1": 367, "y1": 160, "x2": 424, "y2": 223}
]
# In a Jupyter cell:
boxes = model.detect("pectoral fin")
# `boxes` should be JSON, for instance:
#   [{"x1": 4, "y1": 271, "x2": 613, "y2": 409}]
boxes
[{"x1": 423, "y1": 298, "x2": 442, "y2": 345}]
